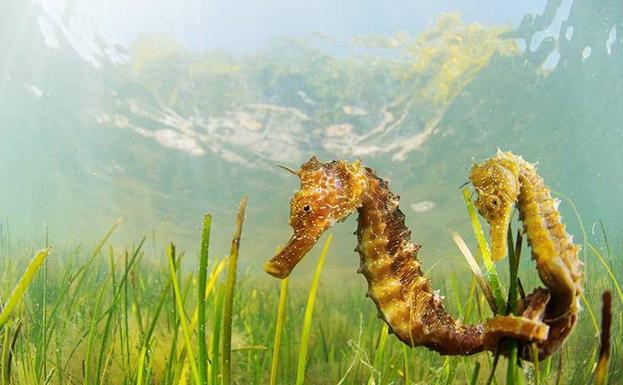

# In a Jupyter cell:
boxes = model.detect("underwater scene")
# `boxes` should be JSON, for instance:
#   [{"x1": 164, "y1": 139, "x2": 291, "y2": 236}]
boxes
[{"x1": 1, "y1": 0, "x2": 622, "y2": 383}]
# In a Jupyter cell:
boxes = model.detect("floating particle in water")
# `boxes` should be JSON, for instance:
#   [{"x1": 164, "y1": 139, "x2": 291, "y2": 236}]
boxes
[
  {"x1": 565, "y1": 26, "x2": 574, "y2": 40},
  {"x1": 606, "y1": 25, "x2": 617, "y2": 56},
  {"x1": 582, "y1": 46, "x2": 592, "y2": 62},
  {"x1": 410, "y1": 201, "x2": 435, "y2": 213}
]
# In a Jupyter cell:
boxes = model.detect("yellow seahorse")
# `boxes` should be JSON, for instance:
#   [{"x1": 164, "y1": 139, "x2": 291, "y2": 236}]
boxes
[{"x1": 470, "y1": 150, "x2": 582, "y2": 358}]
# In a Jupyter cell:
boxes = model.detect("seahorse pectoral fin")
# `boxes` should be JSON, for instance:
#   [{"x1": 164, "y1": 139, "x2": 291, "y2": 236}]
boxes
[{"x1": 264, "y1": 233, "x2": 319, "y2": 279}]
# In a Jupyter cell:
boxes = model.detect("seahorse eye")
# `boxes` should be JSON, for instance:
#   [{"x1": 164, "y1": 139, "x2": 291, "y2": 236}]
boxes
[
  {"x1": 303, "y1": 204, "x2": 311, "y2": 212},
  {"x1": 486, "y1": 195, "x2": 501, "y2": 210}
]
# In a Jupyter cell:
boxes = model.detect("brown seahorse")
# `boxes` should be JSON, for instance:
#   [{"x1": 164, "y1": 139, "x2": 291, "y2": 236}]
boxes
[
  {"x1": 470, "y1": 150, "x2": 582, "y2": 358},
  {"x1": 264, "y1": 154, "x2": 580, "y2": 358}
]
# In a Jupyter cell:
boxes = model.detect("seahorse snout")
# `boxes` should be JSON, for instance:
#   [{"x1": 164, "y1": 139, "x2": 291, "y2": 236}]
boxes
[{"x1": 264, "y1": 232, "x2": 320, "y2": 278}]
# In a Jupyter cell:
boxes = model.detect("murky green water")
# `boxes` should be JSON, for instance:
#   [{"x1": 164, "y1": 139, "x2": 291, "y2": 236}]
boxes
[{"x1": 1, "y1": 0, "x2": 622, "y2": 276}]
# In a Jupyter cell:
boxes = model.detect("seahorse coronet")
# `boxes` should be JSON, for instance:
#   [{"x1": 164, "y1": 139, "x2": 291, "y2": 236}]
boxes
[{"x1": 265, "y1": 151, "x2": 582, "y2": 360}]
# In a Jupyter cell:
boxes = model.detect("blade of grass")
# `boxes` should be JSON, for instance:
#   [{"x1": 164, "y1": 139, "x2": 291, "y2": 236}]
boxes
[
  {"x1": 66, "y1": 218, "x2": 122, "y2": 313},
  {"x1": 0, "y1": 248, "x2": 50, "y2": 329},
  {"x1": 37, "y1": 245, "x2": 48, "y2": 382},
  {"x1": 44, "y1": 231, "x2": 136, "y2": 361},
  {"x1": 555, "y1": 348, "x2": 563, "y2": 385},
  {"x1": 164, "y1": 315, "x2": 181, "y2": 385},
  {"x1": 198, "y1": 214, "x2": 212, "y2": 385},
  {"x1": 443, "y1": 356, "x2": 459, "y2": 385},
  {"x1": 1, "y1": 322, "x2": 10, "y2": 385},
  {"x1": 43, "y1": 368, "x2": 55, "y2": 385},
  {"x1": 8, "y1": 322, "x2": 21, "y2": 384},
  {"x1": 368, "y1": 324, "x2": 389, "y2": 385},
  {"x1": 598, "y1": 220, "x2": 612, "y2": 260},
  {"x1": 131, "y1": 268, "x2": 146, "y2": 339},
  {"x1": 462, "y1": 188, "x2": 505, "y2": 312},
  {"x1": 452, "y1": 232, "x2": 496, "y2": 313},
  {"x1": 84, "y1": 267, "x2": 112, "y2": 385},
  {"x1": 205, "y1": 259, "x2": 227, "y2": 300},
  {"x1": 95, "y1": 278, "x2": 120, "y2": 385},
  {"x1": 506, "y1": 229, "x2": 522, "y2": 315},
  {"x1": 296, "y1": 233, "x2": 333, "y2": 385},
  {"x1": 167, "y1": 243, "x2": 201, "y2": 385},
  {"x1": 588, "y1": 243, "x2": 623, "y2": 304},
  {"x1": 486, "y1": 347, "x2": 501, "y2": 385},
  {"x1": 402, "y1": 345, "x2": 411, "y2": 385},
  {"x1": 209, "y1": 284, "x2": 225, "y2": 385},
  {"x1": 1, "y1": 321, "x2": 21, "y2": 385},
  {"x1": 136, "y1": 346, "x2": 147, "y2": 385},
  {"x1": 144, "y1": 278, "x2": 172, "y2": 350},
  {"x1": 580, "y1": 291, "x2": 601, "y2": 336},
  {"x1": 269, "y1": 277, "x2": 289, "y2": 385},
  {"x1": 222, "y1": 197, "x2": 248, "y2": 385},
  {"x1": 531, "y1": 343, "x2": 540, "y2": 385},
  {"x1": 505, "y1": 226, "x2": 523, "y2": 385},
  {"x1": 179, "y1": 361, "x2": 191, "y2": 385},
  {"x1": 189, "y1": 258, "x2": 228, "y2": 332},
  {"x1": 469, "y1": 362, "x2": 481, "y2": 385},
  {"x1": 123, "y1": 250, "x2": 131, "y2": 371},
  {"x1": 99, "y1": 335, "x2": 117, "y2": 385}
]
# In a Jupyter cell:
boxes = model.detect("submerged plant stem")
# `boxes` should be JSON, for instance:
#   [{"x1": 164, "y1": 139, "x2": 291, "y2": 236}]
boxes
[
  {"x1": 505, "y1": 227, "x2": 524, "y2": 385},
  {"x1": 269, "y1": 277, "x2": 289, "y2": 385},
  {"x1": 198, "y1": 214, "x2": 212, "y2": 385},
  {"x1": 296, "y1": 234, "x2": 332, "y2": 385},
  {"x1": 222, "y1": 197, "x2": 248, "y2": 385},
  {"x1": 167, "y1": 243, "x2": 201, "y2": 385}
]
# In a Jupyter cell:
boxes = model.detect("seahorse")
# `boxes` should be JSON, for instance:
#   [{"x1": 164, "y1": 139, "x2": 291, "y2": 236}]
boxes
[
  {"x1": 470, "y1": 150, "x2": 582, "y2": 358},
  {"x1": 264, "y1": 154, "x2": 580, "y2": 358}
]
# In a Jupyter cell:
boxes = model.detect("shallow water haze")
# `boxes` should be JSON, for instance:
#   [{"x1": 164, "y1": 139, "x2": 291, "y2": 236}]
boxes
[{"x1": 1, "y1": 0, "x2": 622, "y2": 277}]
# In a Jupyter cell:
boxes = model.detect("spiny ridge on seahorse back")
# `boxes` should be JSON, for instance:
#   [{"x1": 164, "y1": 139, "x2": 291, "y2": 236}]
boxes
[{"x1": 264, "y1": 156, "x2": 553, "y2": 358}]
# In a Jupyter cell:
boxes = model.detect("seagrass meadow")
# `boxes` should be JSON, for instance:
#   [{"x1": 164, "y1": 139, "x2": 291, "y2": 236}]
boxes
[{"x1": 0, "y1": 192, "x2": 620, "y2": 385}]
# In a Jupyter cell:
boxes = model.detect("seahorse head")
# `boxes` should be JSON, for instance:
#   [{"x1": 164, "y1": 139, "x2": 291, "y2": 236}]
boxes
[
  {"x1": 469, "y1": 151, "x2": 521, "y2": 261},
  {"x1": 264, "y1": 156, "x2": 368, "y2": 278}
]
